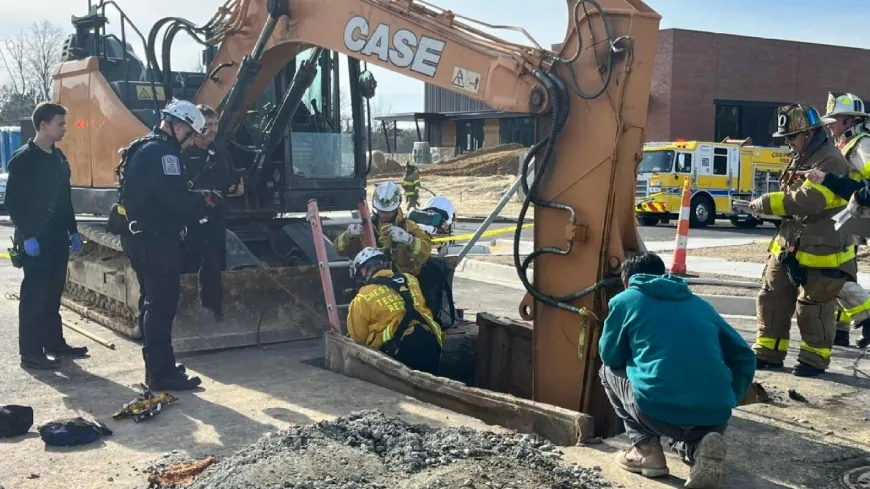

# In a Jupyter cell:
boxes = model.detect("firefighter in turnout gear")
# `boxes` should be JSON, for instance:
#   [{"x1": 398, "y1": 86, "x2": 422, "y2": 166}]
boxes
[
  {"x1": 402, "y1": 162, "x2": 421, "y2": 210},
  {"x1": 820, "y1": 92, "x2": 870, "y2": 348},
  {"x1": 748, "y1": 103, "x2": 857, "y2": 377},
  {"x1": 346, "y1": 247, "x2": 443, "y2": 374},
  {"x1": 335, "y1": 182, "x2": 432, "y2": 276},
  {"x1": 118, "y1": 99, "x2": 220, "y2": 391}
]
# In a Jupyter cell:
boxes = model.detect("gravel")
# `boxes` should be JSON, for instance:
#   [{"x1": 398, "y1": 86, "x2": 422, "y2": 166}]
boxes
[{"x1": 182, "y1": 410, "x2": 614, "y2": 489}]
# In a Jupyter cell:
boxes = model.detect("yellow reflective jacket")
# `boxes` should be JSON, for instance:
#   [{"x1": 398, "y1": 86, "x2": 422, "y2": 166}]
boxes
[
  {"x1": 346, "y1": 269, "x2": 444, "y2": 349},
  {"x1": 760, "y1": 134, "x2": 857, "y2": 277},
  {"x1": 334, "y1": 209, "x2": 432, "y2": 275},
  {"x1": 402, "y1": 168, "x2": 421, "y2": 196}
]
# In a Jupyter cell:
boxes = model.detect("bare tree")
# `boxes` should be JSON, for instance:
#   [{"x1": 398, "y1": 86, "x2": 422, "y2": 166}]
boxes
[{"x1": 0, "y1": 21, "x2": 65, "y2": 106}]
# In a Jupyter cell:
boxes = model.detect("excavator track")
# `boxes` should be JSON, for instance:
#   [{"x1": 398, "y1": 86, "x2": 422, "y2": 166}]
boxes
[{"x1": 66, "y1": 222, "x2": 349, "y2": 353}]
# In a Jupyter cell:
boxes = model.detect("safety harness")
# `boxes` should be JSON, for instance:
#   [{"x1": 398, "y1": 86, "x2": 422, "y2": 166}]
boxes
[
  {"x1": 107, "y1": 129, "x2": 171, "y2": 237},
  {"x1": 368, "y1": 273, "x2": 440, "y2": 358}
]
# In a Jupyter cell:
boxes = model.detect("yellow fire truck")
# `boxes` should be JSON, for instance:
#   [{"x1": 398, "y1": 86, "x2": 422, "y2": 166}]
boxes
[{"x1": 634, "y1": 138, "x2": 791, "y2": 228}]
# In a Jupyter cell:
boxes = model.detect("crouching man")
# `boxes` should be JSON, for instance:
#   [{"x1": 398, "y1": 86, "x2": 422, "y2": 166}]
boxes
[
  {"x1": 346, "y1": 247, "x2": 444, "y2": 374},
  {"x1": 599, "y1": 252, "x2": 756, "y2": 488}
]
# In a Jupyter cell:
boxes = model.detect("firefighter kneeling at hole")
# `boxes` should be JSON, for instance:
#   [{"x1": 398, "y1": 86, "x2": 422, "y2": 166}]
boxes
[
  {"x1": 819, "y1": 92, "x2": 870, "y2": 348},
  {"x1": 346, "y1": 247, "x2": 444, "y2": 374},
  {"x1": 335, "y1": 182, "x2": 432, "y2": 276},
  {"x1": 749, "y1": 103, "x2": 857, "y2": 377}
]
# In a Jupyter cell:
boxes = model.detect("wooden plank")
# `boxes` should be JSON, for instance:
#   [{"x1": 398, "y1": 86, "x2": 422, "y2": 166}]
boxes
[
  {"x1": 474, "y1": 313, "x2": 533, "y2": 399},
  {"x1": 323, "y1": 331, "x2": 594, "y2": 446}
]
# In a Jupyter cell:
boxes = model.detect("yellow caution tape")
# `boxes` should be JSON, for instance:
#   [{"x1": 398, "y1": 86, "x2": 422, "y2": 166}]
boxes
[
  {"x1": 432, "y1": 223, "x2": 533, "y2": 243},
  {"x1": 0, "y1": 253, "x2": 8, "y2": 259}
]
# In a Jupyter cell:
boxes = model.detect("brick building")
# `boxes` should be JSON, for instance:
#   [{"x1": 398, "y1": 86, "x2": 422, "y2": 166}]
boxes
[{"x1": 390, "y1": 28, "x2": 870, "y2": 152}]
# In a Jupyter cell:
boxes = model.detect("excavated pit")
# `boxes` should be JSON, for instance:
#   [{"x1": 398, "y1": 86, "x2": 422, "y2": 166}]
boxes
[{"x1": 176, "y1": 410, "x2": 613, "y2": 489}]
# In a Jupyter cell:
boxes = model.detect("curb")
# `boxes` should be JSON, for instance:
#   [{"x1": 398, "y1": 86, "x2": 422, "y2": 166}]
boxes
[{"x1": 454, "y1": 258, "x2": 756, "y2": 316}]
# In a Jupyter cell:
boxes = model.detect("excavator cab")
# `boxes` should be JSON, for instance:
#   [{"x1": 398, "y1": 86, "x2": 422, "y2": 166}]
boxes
[{"x1": 58, "y1": 1, "x2": 370, "y2": 352}]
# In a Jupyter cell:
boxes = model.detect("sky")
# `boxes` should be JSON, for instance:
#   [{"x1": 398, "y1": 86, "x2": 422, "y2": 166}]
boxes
[{"x1": 1, "y1": 0, "x2": 869, "y2": 114}]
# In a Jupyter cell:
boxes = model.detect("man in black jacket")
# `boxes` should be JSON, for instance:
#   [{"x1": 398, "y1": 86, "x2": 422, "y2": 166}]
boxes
[
  {"x1": 6, "y1": 103, "x2": 88, "y2": 370},
  {"x1": 181, "y1": 105, "x2": 232, "y2": 321}
]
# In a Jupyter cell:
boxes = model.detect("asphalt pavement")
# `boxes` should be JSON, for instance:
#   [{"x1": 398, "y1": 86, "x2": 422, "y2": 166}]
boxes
[{"x1": 452, "y1": 219, "x2": 778, "y2": 242}]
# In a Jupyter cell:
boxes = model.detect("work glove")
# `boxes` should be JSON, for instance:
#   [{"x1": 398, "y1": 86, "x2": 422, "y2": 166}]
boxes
[
  {"x1": 347, "y1": 223, "x2": 363, "y2": 237},
  {"x1": 23, "y1": 238, "x2": 39, "y2": 257},
  {"x1": 70, "y1": 233, "x2": 82, "y2": 253},
  {"x1": 389, "y1": 226, "x2": 413, "y2": 245}
]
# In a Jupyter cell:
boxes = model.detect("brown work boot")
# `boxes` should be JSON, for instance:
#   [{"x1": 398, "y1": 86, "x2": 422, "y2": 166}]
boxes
[
  {"x1": 615, "y1": 437, "x2": 669, "y2": 478},
  {"x1": 685, "y1": 432, "x2": 726, "y2": 488}
]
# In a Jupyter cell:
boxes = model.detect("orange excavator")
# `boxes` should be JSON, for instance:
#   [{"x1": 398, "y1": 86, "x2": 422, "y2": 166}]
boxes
[{"x1": 53, "y1": 0, "x2": 660, "y2": 432}]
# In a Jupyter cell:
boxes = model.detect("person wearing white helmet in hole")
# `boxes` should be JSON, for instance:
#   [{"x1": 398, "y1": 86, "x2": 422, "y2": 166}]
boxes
[{"x1": 335, "y1": 181, "x2": 432, "y2": 276}]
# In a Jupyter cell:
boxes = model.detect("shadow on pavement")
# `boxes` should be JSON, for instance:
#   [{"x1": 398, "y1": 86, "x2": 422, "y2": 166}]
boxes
[{"x1": 27, "y1": 357, "x2": 278, "y2": 459}]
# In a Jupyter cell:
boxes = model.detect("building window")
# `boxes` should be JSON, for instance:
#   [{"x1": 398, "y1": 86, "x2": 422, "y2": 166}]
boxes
[
  {"x1": 715, "y1": 105, "x2": 741, "y2": 143},
  {"x1": 713, "y1": 147, "x2": 728, "y2": 175},
  {"x1": 499, "y1": 117, "x2": 535, "y2": 146},
  {"x1": 715, "y1": 100, "x2": 782, "y2": 147}
]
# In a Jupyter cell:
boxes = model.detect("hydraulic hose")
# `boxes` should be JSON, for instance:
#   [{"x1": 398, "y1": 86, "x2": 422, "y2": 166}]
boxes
[{"x1": 553, "y1": 0, "x2": 615, "y2": 100}]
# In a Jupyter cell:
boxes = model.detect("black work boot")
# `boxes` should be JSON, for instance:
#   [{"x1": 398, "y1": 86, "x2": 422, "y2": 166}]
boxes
[
  {"x1": 793, "y1": 362, "x2": 825, "y2": 377},
  {"x1": 149, "y1": 371, "x2": 202, "y2": 391},
  {"x1": 756, "y1": 358, "x2": 784, "y2": 370},
  {"x1": 21, "y1": 353, "x2": 61, "y2": 370},
  {"x1": 835, "y1": 329, "x2": 851, "y2": 347},
  {"x1": 45, "y1": 342, "x2": 89, "y2": 358}
]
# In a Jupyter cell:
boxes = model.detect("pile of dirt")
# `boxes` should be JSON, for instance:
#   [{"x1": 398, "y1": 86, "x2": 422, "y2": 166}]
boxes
[
  {"x1": 182, "y1": 410, "x2": 613, "y2": 489},
  {"x1": 372, "y1": 144, "x2": 527, "y2": 179}
]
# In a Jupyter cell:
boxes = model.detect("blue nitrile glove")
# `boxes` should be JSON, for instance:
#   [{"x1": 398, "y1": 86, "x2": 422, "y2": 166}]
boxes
[
  {"x1": 24, "y1": 238, "x2": 39, "y2": 257},
  {"x1": 70, "y1": 233, "x2": 82, "y2": 252}
]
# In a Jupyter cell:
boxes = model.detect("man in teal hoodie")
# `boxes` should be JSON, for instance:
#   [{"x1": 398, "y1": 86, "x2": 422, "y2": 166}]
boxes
[{"x1": 599, "y1": 252, "x2": 756, "y2": 488}]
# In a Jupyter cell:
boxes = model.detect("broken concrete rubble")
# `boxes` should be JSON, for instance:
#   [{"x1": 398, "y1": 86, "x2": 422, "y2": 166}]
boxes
[{"x1": 183, "y1": 410, "x2": 614, "y2": 489}]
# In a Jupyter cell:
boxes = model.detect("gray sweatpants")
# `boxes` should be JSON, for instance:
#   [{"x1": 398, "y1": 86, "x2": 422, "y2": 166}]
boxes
[{"x1": 599, "y1": 365, "x2": 728, "y2": 464}]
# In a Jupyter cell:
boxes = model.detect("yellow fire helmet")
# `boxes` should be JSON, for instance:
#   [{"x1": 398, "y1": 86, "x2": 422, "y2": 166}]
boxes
[
  {"x1": 772, "y1": 104, "x2": 824, "y2": 138},
  {"x1": 821, "y1": 92, "x2": 868, "y2": 124}
]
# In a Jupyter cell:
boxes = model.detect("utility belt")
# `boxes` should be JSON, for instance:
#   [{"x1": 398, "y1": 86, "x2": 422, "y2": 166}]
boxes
[
  {"x1": 370, "y1": 274, "x2": 442, "y2": 358},
  {"x1": 774, "y1": 238, "x2": 850, "y2": 287},
  {"x1": 775, "y1": 240, "x2": 807, "y2": 287}
]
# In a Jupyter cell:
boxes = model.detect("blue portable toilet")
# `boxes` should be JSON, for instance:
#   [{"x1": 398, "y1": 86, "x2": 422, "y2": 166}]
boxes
[{"x1": 0, "y1": 128, "x2": 10, "y2": 172}]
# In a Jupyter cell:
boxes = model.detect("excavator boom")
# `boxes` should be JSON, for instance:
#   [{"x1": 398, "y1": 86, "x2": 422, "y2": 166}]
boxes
[
  {"x1": 200, "y1": 0, "x2": 660, "y2": 432},
  {"x1": 54, "y1": 0, "x2": 660, "y2": 433}
]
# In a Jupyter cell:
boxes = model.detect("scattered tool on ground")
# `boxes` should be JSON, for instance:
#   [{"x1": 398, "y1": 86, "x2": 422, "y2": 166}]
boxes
[{"x1": 114, "y1": 387, "x2": 178, "y2": 423}]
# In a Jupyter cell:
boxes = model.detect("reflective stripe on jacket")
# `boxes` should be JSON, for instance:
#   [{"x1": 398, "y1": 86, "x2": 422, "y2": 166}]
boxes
[
  {"x1": 334, "y1": 208, "x2": 432, "y2": 275},
  {"x1": 346, "y1": 269, "x2": 444, "y2": 349},
  {"x1": 759, "y1": 134, "x2": 857, "y2": 277}
]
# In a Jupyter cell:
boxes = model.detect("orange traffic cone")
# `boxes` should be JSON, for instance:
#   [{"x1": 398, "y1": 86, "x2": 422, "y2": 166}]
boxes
[{"x1": 670, "y1": 177, "x2": 691, "y2": 275}]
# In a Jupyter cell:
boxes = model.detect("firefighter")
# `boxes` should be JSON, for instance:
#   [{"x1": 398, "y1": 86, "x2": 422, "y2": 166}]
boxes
[
  {"x1": 819, "y1": 92, "x2": 870, "y2": 347},
  {"x1": 402, "y1": 162, "x2": 421, "y2": 210},
  {"x1": 748, "y1": 103, "x2": 856, "y2": 377},
  {"x1": 181, "y1": 105, "x2": 232, "y2": 322},
  {"x1": 119, "y1": 99, "x2": 219, "y2": 391},
  {"x1": 346, "y1": 247, "x2": 443, "y2": 374},
  {"x1": 335, "y1": 182, "x2": 431, "y2": 276}
]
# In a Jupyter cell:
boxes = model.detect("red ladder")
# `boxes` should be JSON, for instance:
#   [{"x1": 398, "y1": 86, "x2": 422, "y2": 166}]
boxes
[{"x1": 307, "y1": 200, "x2": 376, "y2": 332}]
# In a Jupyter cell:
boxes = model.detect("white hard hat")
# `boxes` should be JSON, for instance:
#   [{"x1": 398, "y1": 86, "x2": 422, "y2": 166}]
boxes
[
  {"x1": 372, "y1": 182, "x2": 402, "y2": 212},
  {"x1": 350, "y1": 247, "x2": 386, "y2": 279},
  {"x1": 821, "y1": 92, "x2": 868, "y2": 124},
  {"x1": 161, "y1": 99, "x2": 207, "y2": 136},
  {"x1": 422, "y1": 196, "x2": 456, "y2": 226}
]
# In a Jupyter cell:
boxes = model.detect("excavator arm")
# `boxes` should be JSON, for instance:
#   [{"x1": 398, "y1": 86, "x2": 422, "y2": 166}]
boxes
[{"x1": 194, "y1": 0, "x2": 660, "y2": 434}]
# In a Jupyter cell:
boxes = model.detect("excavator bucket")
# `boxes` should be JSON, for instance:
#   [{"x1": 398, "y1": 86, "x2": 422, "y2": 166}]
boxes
[{"x1": 65, "y1": 222, "x2": 354, "y2": 353}]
